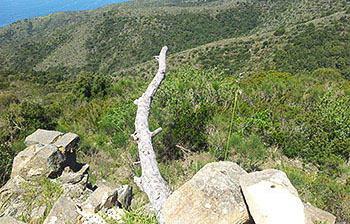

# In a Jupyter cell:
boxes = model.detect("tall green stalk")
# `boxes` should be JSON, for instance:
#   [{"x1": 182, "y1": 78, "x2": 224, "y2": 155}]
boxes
[{"x1": 224, "y1": 90, "x2": 239, "y2": 161}]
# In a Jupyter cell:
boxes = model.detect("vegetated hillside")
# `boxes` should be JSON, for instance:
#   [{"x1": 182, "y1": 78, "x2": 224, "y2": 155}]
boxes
[
  {"x1": 116, "y1": 11, "x2": 350, "y2": 79},
  {"x1": 0, "y1": 0, "x2": 350, "y2": 223},
  {"x1": 0, "y1": 0, "x2": 348, "y2": 73}
]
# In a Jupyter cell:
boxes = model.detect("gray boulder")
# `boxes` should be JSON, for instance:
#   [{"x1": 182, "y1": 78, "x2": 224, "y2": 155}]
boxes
[
  {"x1": 60, "y1": 164, "x2": 90, "y2": 199},
  {"x1": 43, "y1": 195, "x2": 79, "y2": 224},
  {"x1": 81, "y1": 183, "x2": 119, "y2": 214},
  {"x1": 12, "y1": 144, "x2": 66, "y2": 180},
  {"x1": 163, "y1": 161, "x2": 251, "y2": 224},
  {"x1": 24, "y1": 129, "x2": 63, "y2": 146},
  {"x1": 240, "y1": 169, "x2": 305, "y2": 224}
]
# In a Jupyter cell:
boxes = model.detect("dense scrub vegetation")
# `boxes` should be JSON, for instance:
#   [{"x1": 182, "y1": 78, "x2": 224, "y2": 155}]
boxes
[
  {"x1": 274, "y1": 19, "x2": 350, "y2": 78},
  {"x1": 1, "y1": 0, "x2": 350, "y2": 222},
  {"x1": 0, "y1": 0, "x2": 348, "y2": 73},
  {"x1": 85, "y1": 6, "x2": 261, "y2": 73},
  {"x1": 1, "y1": 65, "x2": 349, "y2": 221}
]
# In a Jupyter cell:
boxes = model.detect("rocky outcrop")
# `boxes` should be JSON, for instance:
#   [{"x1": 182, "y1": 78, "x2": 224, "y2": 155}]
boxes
[
  {"x1": 0, "y1": 129, "x2": 337, "y2": 224},
  {"x1": 11, "y1": 129, "x2": 80, "y2": 181},
  {"x1": 0, "y1": 129, "x2": 133, "y2": 224},
  {"x1": 163, "y1": 161, "x2": 251, "y2": 224},
  {"x1": 240, "y1": 169, "x2": 305, "y2": 224}
]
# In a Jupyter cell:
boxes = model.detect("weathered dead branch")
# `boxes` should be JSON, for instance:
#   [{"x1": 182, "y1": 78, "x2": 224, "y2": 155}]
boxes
[{"x1": 131, "y1": 46, "x2": 170, "y2": 224}]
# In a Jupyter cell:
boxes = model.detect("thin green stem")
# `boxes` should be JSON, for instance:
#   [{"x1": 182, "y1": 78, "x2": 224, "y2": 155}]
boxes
[{"x1": 224, "y1": 90, "x2": 238, "y2": 161}]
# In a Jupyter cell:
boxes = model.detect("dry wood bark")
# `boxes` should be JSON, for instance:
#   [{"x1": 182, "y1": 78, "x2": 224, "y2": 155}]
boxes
[{"x1": 131, "y1": 46, "x2": 170, "y2": 224}]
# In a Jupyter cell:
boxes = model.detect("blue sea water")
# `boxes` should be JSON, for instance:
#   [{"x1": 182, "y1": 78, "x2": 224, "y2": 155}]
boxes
[{"x1": 0, "y1": 0, "x2": 131, "y2": 27}]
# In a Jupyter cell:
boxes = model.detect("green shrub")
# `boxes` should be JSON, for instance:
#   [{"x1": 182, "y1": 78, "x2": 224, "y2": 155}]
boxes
[
  {"x1": 274, "y1": 27, "x2": 286, "y2": 36},
  {"x1": 99, "y1": 100, "x2": 135, "y2": 148},
  {"x1": 0, "y1": 142, "x2": 16, "y2": 186},
  {"x1": 5, "y1": 101, "x2": 56, "y2": 137},
  {"x1": 282, "y1": 165, "x2": 350, "y2": 222},
  {"x1": 311, "y1": 68, "x2": 344, "y2": 82},
  {"x1": 74, "y1": 72, "x2": 112, "y2": 99},
  {"x1": 228, "y1": 134, "x2": 266, "y2": 171},
  {"x1": 274, "y1": 22, "x2": 350, "y2": 79},
  {"x1": 154, "y1": 67, "x2": 229, "y2": 158},
  {"x1": 299, "y1": 92, "x2": 350, "y2": 173}
]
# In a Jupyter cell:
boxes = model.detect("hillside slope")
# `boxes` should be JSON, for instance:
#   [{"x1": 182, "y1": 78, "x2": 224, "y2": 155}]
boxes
[{"x1": 0, "y1": 0, "x2": 348, "y2": 74}]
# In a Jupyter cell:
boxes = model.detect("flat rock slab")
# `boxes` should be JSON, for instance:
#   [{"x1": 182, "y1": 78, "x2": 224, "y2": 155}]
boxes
[
  {"x1": 43, "y1": 196, "x2": 79, "y2": 224},
  {"x1": 25, "y1": 129, "x2": 63, "y2": 146},
  {"x1": 304, "y1": 203, "x2": 336, "y2": 224},
  {"x1": 163, "y1": 161, "x2": 251, "y2": 224},
  {"x1": 240, "y1": 169, "x2": 305, "y2": 224},
  {"x1": 0, "y1": 216, "x2": 26, "y2": 224},
  {"x1": 54, "y1": 132, "x2": 79, "y2": 152}
]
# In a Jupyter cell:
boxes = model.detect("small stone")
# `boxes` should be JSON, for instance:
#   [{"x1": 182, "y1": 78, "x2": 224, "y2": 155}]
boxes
[
  {"x1": 117, "y1": 185, "x2": 133, "y2": 209},
  {"x1": 82, "y1": 184, "x2": 118, "y2": 214},
  {"x1": 31, "y1": 205, "x2": 47, "y2": 222},
  {"x1": 0, "y1": 216, "x2": 26, "y2": 224},
  {"x1": 61, "y1": 164, "x2": 89, "y2": 185},
  {"x1": 43, "y1": 196, "x2": 79, "y2": 224},
  {"x1": 204, "y1": 203, "x2": 211, "y2": 209},
  {"x1": 24, "y1": 129, "x2": 63, "y2": 146},
  {"x1": 304, "y1": 202, "x2": 336, "y2": 224}
]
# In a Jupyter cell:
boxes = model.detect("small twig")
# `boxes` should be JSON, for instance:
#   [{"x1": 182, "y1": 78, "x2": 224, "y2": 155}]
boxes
[
  {"x1": 133, "y1": 161, "x2": 141, "y2": 166},
  {"x1": 151, "y1": 127, "x2": 162, "y2": 138},
  {"x1": 176, "y1": 144, "x2": 191, "y2": 155}
]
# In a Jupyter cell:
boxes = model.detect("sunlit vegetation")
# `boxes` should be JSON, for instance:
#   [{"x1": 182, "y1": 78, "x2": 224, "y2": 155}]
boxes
[{"x1": 0, "y1": 0, "x2": 350, "y2": 222}]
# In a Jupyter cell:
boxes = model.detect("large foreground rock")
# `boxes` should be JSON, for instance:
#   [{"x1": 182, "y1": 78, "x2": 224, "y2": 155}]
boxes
[
  {"x1": 240, "y1": 169, "x2": 305, "y2": 224},
  {"x1": 163, "y1": 161, "x2": 251, "y2": 224}
]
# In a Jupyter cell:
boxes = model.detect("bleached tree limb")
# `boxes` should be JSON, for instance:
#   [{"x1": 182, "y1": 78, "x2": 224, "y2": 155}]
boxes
[{"x1": 131, "y1": 46, "x2": 170, "y2": 224}]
